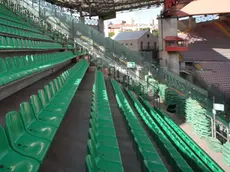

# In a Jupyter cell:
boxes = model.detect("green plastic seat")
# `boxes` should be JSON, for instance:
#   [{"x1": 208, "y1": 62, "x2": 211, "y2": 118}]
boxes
[
  {"x1": 44, "y1": 85, "x2": 68, "y2": 107},
  {"x1": 0, "y1": 126, "x2": 40, "y2": 172},
  {"x1": 5, "y1": 111, "x2": 50, "y2": 162},
  {"x1": 5, "y1": 57, "x2": 25, "y2": 79},
  {"x1": 38, "y1": 89, "x2": 66, "y2": 114},
  {"x1": 88, "y1": 139, "x2": 122, "y2": 164},
  {"x1": 86, "y1": 143, "x2": 124, "y2": 172},
  {"x1": 19, "y1": 102, "x2": 57, "y2": 142},
  {"x1": 143, "y1": 160, "x2": 168, "y2": 172},
  {"x1": 30, "y1": 95, "x2": 63, "y2": 127},
  {"x1": 0, "y1": 58, "x2": 14, "y2": 85},
  {"x1": 89, "y1": 128, "x2": 118, "y2": 148}
]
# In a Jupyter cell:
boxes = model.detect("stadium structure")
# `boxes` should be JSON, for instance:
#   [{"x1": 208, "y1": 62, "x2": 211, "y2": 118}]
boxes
[{"x1": 0, "y1": 0, "x2": 230, "y2": 171}]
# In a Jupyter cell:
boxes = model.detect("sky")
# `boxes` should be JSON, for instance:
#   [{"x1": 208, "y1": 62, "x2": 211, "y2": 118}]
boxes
[{"x1": 106, "y1": 6, "x2": 163, "y2": 25}]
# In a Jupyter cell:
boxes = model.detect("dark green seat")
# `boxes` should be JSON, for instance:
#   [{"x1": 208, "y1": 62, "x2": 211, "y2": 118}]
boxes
[
  {"x1": 20, "y1": 102, "x2": 57, "y2": 142},
  {"x1": 88, "y1": 139, "x2": 122, "y2": 164},
  {"x1": 5, "y1": 111, "x2": 50, "y2": 162},
  {"x1": 30, "y1": 95, "x2": 63, "y2": 127},
  {"x1": 0, "y1": 58, "x2": 14, "y2": 85},
  {"x1": 143, "y1": 160, "x2": 168, "y2": 172},
  {"x1": 5, "y1": 57, "x2": 27, "y2": 78},
  {"x1": 44, "y1": 84, "x2": 69, "y2": 108},
  {"x1": 87, "y1": 141, "x2": 124, "y2": 172},
  {"x1": 38, "y1": 89, "x2": 66, "y2": 114},
  {"x1": 0, "y1": 126, "x2": 40, "y2": 172},
  {"x1": 88, "y1": 128, "x2": 118, "y2": 148}
]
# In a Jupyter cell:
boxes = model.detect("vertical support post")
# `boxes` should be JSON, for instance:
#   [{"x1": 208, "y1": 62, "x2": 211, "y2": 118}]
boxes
[
  {"x1": 211, "y1": 117, "x2": 214, "y2": 137},
  {"x1": 38, "y1": 0, "x2": 40, "y2": 18},
  {"x1": 213, "y1": 96, "x2": 216, "y2": 138}
]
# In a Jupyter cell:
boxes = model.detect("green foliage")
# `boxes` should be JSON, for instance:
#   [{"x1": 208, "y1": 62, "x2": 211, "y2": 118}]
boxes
[
  {"x1": 109, "y1": 32, "x2": 115, "y2": 38},
  {"x1": 153, "y1": 29, "x2": 158, "y2": 36}
]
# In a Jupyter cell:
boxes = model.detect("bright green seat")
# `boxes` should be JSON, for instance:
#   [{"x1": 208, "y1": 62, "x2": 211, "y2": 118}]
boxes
[
  {"x1": 13, "y1": 56, "x2": 33, "y2": 75},
  {"x1": 0, "y1": 58, "x2": 14, "y2": 85},
  {"x1": 30, "y1": 95, "x2": 63, "y2": 127},
  {"x1": 5, "y1": 57, "x2": 24, "y2": 78},
  {"x1": 5, "y1": 111, "x2": 50, "y2": 162},
  {"x1": 90, "y1": 115, "x2": 114, "y2": 126},
  {"x1": 0, "y1": 126, "x2": 40, "y2": 172},
  {"x1": 38, "y1": 89, "x2": 66, "y2": 115},
  {"x1": 88, "y1": 128, "x2": 118, "y2": 148},
  {"x1": 91, "y1": 121, "x2": 116, "y2": 136},
  {"x1": 143, "y1": 160, "x2": 168, "y2": 172},
  {"x1": 88, "y1": 140, "x2": 122, "y2": 164},
  {"x1": 44, "y1": 84, "x2": 68, "y2": 108},
  {"x1": 19, "y1": 102, "x2": 57, "y2": 142}
]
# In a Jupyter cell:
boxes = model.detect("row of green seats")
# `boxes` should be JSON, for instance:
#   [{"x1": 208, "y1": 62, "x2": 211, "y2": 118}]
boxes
[
  {"x1": 0, "y1": 51, "x2": 74, "y2": 86},
  {"x1": 0, "y1": 59, "x2": 89, "y2": 172},
  {"x1": 124, "y1": 88, "x2": 193, "y2": 172},
  {"x1": 86, "y1": 70, "x2": 124, "y2": 172},
  {"x1": 138, "y1": 97, "x2": 211, "y2": 171},
  {"x1": 154, "y1": 107, "x2": 224, "y2": 172},
  {"x1": 0, "y1": 36, "x2": 62, "y2": 49},
  {"x1": 0, "y1": 14, "x2": 40, "y2": 33},
  {"x1": 0, "y1": 24, "x2": 50, "y2": 40},
  {"x1": 0, "y1": 7, "x2": 32, "y2": 27},
  {"x1": 110, "y1": 79, "x2": 168, "y2": 172}
]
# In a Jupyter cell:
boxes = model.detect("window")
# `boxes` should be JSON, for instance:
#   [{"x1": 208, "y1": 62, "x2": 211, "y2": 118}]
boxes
[
  {"x1": 126, "y1": 43, "x2": 128, "y2": 46},
  {"x1": 140, "y1": 42, "x2": 143, "y2": 50},
  {"x1": 130, "y1": 43, "x2": 133, "y2": 46},
  {"x1": 147, "y1": 42, "x2": 150, "y2": 49},
  {"x1": 147, "y1": 34, "x2": 150, "y2": 38}
]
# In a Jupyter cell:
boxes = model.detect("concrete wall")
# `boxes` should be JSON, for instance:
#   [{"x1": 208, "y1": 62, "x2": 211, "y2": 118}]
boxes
[
  {"x1": 137, "y1": 31, "x2": 158, "y2": 51},
  {"x1": 117, "y1": 31, "x2": 157, "y2": 51},
  {"x1": 119, "y1": 40, "x2": 139, "y2": 51},
  {"x1": 158, "y1": 17, "x2": 180, "y2": 75}
]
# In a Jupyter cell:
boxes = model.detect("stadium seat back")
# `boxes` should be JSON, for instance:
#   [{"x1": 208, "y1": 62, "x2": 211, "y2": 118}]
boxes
[
  {"x1": 87, "y1": 140, "x2": 98, "y2": 159},
  {"x1": 5, "y1": 111, "x2": 25, "y2": 144},
  {"x1": 49, "y1": 81, "x2": 57, "y2": 96},
  {"x1": 54, "y1": 79, "x2": 60, "y2": 91},
  {"x1": 0, "y1": 58, "x2": 8, "y2": 73},
  {"x1": 13, "y1": 56, "x2": 23, "y2": 69},
  {"x1": 19, "y1": 102, "x2": 36, "y2": 127},
  {"x1": 38, "y1": 89, "x2": 49, "y2": 107},
  {"x1": 44, "y1": 85, "x2": 53, "y2": 101},
  {"x1": 30, "y1": 95, "x2": 44, "y2": 115},
  {"x1": 86, "y1": 155, "x2": 98, "y2": 172},
  {"x1": 5, "y1": 57, "x2": 17, "y2": 70},
  {"x1": 0, "y1": 126, "x2": 9, "y2": 153}
]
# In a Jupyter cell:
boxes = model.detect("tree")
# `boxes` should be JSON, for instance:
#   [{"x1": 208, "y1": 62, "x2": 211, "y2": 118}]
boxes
[
  {"x1": 140, "y1": 27, "x2": 150, "y2": 31},
  {"x1": 109, "y1": 32, "x2": 115, "y2": 38},
  {"x1": 153, "y1": 29, "x2": 158, "y2": 36}
]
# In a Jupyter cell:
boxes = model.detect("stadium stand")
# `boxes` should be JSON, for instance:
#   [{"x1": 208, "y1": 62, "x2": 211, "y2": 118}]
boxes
[
  {"x1": 0, "y1": 59, "x2": 88, "y2": 170},
  {"x1": 180, "y1": 22, "x2": 230, "y2": 61},
  {"x1": 0, "y1": 0, "x2": 229, "y2": 171},
  {"x1": 86, "y1": 70, "x2": 124, "y2": 172}
]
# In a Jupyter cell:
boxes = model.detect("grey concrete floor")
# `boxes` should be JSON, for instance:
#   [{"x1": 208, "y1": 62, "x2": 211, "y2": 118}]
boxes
[
  {"x1": 105, "y1": 78, "x2": 142, "y2": 172},
  {"x1": 0, "y1": 63, "x2": 74, "y2": 126},
  {"x1": 39, "y1": 71, "x2": 94, "y2": 172}
]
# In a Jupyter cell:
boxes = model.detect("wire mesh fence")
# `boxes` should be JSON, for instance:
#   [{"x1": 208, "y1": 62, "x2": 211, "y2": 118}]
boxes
[{"x1": 5, "y1": 0, "x2": 230, "y2": 128}]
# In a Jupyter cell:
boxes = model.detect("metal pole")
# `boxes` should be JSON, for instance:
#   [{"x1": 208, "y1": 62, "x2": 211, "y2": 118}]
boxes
[
  {"x1": 211, "y1": 118, "x2": 214, "y2": 137},
  {"x1": 38, "y1": 0, "x2": 40, "y2": 18},
  {"x1": 213, "y1": 96, "x2": 216, "y2": 138}
]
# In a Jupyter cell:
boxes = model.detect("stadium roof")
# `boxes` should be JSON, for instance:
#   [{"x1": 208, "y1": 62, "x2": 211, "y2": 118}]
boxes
[
  {"x1": 45, "y1": 0, "x2": 162, "y2": 17},
  {"x1": 177, "y1": 0, "x2": 230, "y2": 16}
]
